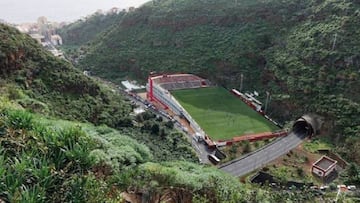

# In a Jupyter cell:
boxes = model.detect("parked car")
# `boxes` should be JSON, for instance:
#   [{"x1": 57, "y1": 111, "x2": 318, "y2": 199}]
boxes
[{"x1": 208, "y1": 154, "x2": 220, "y2": 165}]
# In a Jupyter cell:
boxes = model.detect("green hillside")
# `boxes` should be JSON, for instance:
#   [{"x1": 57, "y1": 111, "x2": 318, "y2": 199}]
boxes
[
  {"x1": 0, "y1": 23, "x2": 224, "y2": 202},
  {"x1": 7, "y1": 0, "x2": 360, "y2": 196},
  {"x1": 5, "y1": 21, "x2": 328, "y2": 202},
  {"x1": 0, "y1": 22, "x2": 336, "y2": 202},
  {"x1": 0, "y1": 23, "x2": 133, "y2": 127},
  {"x1": 60, "y1": 0, "x2": 360, "y2": 166},
  {"x1": 0, "y1": 21, "x2": 199, "y2": 161},
  {"x1": 57, "y1": 10, "x2": 127, "y2": 46},
  {"x1": 172, "y1": 87, "x2": 278, "y2": 140},
  {"x1": 66, "y1": 0, "x2": 299, "y2": 84}
]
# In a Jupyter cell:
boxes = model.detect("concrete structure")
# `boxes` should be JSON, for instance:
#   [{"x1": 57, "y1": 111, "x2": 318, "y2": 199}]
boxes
[
  {"x1": 122, "y1": 80, "x2": 145, "y2": 92},
  {"x1": 312, "y1": 156, "x2": 337, "y2": 178},
  {"x1": 50, "y1": 34, "x2": 63, "y2": 46},
  {"x1": 29, "y1": 33, "x2": 45, "y2": 44},
  {"x1": 133, "y1": 107, "x2": 145, "y2": 115},
  {"x1": 146, "y1": 74, "x2": 209, "y2": 140},
  {"x1": 49, "y1": 48, "x2": 64, "y2": 58},
  {"x1": 293, "y1": 114, "x2": 324, "y2": 137}
]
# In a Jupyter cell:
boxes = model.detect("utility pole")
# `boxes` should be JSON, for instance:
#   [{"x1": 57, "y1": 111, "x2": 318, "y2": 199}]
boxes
[
  {"x1": 240, "y1": 73, "x2": 244, "y2": 92},
  {"x1": 332, "y1": 33, "x2": 337, "y2": 51},
  {"x1": 264, "y1": 91, "x2": 270, "y2": 114}
]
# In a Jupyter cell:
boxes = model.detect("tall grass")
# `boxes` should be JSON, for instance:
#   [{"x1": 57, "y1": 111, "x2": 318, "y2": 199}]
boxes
[
  {"x1": 0, "y1": 109, "x2": 112, "y2": 202},
  {"x1": 4, "y1": 109, "x2": 34, "y2": 130},
  {"x1": 0, "y1": 108, "x2": 154, "y2": 202}
]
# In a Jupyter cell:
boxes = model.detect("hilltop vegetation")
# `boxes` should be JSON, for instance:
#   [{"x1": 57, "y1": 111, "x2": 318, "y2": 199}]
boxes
[
  {"x1": 69, "y1": 0, "x2": 312, "y2": 84},
  {"x1": 0, "y1": 23, "x2": 132, "y2": 127},
  {"x1": 57, "y1": 10, "x2": 127, "y2": 46},
  {"x1": 264, "y1": 0, "x2": 360, "y2": 164},
  {"x1": 60, "y1": 0, "x2": 360, "y2": 166}
]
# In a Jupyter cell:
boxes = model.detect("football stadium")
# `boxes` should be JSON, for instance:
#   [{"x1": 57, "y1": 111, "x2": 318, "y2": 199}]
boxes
[{"x1": 146, "y1": 74, "x2": 278, "y2": 144}]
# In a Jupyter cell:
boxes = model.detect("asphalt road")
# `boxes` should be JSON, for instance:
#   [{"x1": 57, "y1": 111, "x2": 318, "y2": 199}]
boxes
[{"x1": 219, "y1": 131, "x2": 307, "y2": 177}]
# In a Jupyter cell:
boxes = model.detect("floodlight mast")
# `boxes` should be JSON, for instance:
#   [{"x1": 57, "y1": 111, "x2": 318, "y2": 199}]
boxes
[
  {"x1": 240, "y1": 73, "x2": 244, "y2": 92},
  {"x1": 264, "y1": 91, "x2": 270, "y2": 114}
]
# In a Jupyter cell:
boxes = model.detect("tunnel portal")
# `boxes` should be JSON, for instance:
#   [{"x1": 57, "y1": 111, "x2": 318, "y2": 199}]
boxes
[{"x1": 292, "y1": 114, "x2": 322, "y2": 137}]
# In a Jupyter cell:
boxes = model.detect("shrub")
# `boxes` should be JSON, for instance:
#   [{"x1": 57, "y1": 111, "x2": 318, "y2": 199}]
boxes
[
  {"x1": 7, "y1": 86, "x2": 25, "y2": 100},
  {"x1": 4, "y1": 109, "x2": 34, "y2": 130}
]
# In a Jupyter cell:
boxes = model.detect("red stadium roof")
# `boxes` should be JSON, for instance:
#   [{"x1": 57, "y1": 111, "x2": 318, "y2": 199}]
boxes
[{"x1": 150, "y1": 74, "x2": 205, "y2": 84}]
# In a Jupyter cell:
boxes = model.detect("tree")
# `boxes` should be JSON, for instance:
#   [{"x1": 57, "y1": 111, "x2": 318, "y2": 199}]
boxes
[
  {"x1": 151, "y1": 123, "x2": 160, "y2": 135},
  {"x1": 296, "y1": 167, "x2": 304, "y2": 177},
  {"x1": 243, "y1": 141, "x2": 251, "y2": 153},
  {"x1": 165, "y1": 121, "x2": 174, "y2": 129},
  {"x1": 345, "y1": 163, "x2": 360, "y2": 185}
]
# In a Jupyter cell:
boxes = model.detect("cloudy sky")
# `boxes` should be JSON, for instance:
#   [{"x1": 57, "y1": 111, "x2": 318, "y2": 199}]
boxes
[{"x1": 0, "y1": 0, "x2": 150, "y2": 24}]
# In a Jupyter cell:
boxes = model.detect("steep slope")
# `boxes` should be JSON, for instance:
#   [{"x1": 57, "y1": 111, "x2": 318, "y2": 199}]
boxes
[
  {"x1": 76, "y1": 0, "x2": 307, "y2": 85},
  {"x1": 0, "y1": 23, "x2": 132, "y2": 127},
  {"x1": 0, "y1": 109, "x2": 316, "y2": 203},
  {"x1": 0, "y1": 23, "x2": 256, "y2": 202},
  {"x1": 0, "y1": 23, "x2": 197, "y2": 162},
  {"x1": 57, "y1": 10, "x2": 126, "y2": 46},
  {"x1": 264, "y1": 0, "x2": 360, "y2": 163},
  {"x1": 64, "y1": 0, "x2": 360, "y2": 164},
  {"x1": 0, "y1": 110, "x2": 152, "y2": 202}
]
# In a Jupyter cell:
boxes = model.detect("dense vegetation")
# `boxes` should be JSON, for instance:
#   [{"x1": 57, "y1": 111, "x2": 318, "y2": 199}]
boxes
[
  {"x1": 0, "y1": 23, "x2": 132, "y2": 127},
  {"x1": 263, "y1": 0, "x2": 360, "y2": 165},
  {"x1": 0, "y1": 107, "x2": 318, "y2": 202},
  {"x1": 1, "y1": 0, "x2": 359, "y2": 201},
  {"x1": 61, "y1": 0, "x2": 360, "y2": 167},
  {"x1": 0, "y1": 21, "x2": 198, "y2": 161},
  {"x1": 0, "y1": 109, "x2": 150, "y2": 202},
  {"x1": 57, "y1": 10, "x2": 127, "y2": 46},
  {"x1": 1, "y1": 23, "x2": 222, "y2": 202},
  {"x1": 70, "y1": 0, "x2": 311, "y2": 84},
  {"x1": 0, "y1": 21, "x2": 334, "y2": 202}
]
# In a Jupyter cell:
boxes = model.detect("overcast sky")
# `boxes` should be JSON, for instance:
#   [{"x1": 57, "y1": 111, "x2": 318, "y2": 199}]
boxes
[{"x1": 0, "y1": 0, "x2": 150, "y2": 24}]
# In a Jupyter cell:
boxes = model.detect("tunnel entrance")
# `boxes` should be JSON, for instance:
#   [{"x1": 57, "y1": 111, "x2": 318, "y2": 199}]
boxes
[{"x1": 293, "y1": 119, "x2": 314, "y2": 136}]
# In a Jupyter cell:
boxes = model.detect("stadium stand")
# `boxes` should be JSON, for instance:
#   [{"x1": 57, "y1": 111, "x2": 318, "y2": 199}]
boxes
[{"x1": 146, "y1": 74, "x2": 210, "y2": 140}]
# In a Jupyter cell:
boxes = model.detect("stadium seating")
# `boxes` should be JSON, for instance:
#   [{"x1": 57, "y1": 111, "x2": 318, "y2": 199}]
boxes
[{"x1": 154, "y1": 74, "x2": 209, "y2": 90}]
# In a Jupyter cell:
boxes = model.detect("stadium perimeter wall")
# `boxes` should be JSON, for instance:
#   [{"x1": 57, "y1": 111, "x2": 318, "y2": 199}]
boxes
[{"x1": 146, "y1": 77, "x2": 206, "y2": 138}]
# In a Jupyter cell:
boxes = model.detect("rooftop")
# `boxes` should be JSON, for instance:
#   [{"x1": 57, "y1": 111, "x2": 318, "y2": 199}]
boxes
[
  {"x1": 313, "y1": 156, "x2": 337, "y2": 171},
  {"x1": 29, "y1": 33, "x2": 44, "y2": 39},
  {"x1": 121, "y1": 80, "x2": 145, "y2": 91},
  {"x1": 151, "y1": 74, "x2": 206, "y2": 85}
]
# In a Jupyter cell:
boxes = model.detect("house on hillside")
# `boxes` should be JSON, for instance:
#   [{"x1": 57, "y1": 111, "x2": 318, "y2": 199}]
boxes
[
  {"x1": 30, "y1": 33, "x2": 45, "y2": 44},
  {"x1": 50, "y1": 35, "x2": 63, "y2": 46},
  {"x1": 312, "y1": 156, "x2": 337, "y2": 180}
]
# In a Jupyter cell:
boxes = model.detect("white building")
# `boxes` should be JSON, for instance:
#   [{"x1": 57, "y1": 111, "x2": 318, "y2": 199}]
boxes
[
  {"x1": 312, "y1": 156, "x2": 337, "y2": 179},
  {"x1": 29, "y1": 33, "x2": 45, "y2": 44},
  {"x1": 50, "y1": 35, "x2": 63, "y2": 46}
]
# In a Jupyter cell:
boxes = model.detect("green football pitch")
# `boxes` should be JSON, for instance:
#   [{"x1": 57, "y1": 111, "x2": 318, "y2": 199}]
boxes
[{"x1": 171, "y1": 87, "x2": 279, "y2": 140}]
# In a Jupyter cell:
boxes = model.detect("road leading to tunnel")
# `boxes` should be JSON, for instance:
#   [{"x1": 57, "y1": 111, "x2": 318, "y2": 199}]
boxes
[{"x1": 219, "y1": 131, "x2": 307, "y2": 177}]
